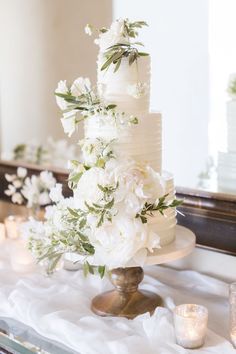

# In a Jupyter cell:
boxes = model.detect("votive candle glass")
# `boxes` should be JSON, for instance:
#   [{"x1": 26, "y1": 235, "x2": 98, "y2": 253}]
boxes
[
  {"x1": 230, "y1": 282, "x2": 236, "y2": 348},
  {"x1": 4, "y1": 215, "x2": 25, "y2": 239},
  {"x1": 174, "y1": 304, "x2": 208, "y2": 349}
]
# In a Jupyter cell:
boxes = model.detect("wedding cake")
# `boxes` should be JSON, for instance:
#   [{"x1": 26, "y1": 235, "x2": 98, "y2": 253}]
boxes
[
  {"x1": 27, "y1": 19, "x2": 181, "y2": 273},
  {"x1": 218, "y1": 74, "x2": 236, "y2": 193}
]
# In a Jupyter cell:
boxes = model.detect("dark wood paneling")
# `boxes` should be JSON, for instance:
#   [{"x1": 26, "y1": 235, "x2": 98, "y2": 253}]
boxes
[{"x1": 1, "y1": 161, "x2": 236, "y2": 255}]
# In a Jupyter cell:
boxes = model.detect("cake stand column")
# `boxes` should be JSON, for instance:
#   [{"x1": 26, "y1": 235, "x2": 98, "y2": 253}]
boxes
[{"x1": 91, "y1": 266, "x2": 163, "y2": 319}]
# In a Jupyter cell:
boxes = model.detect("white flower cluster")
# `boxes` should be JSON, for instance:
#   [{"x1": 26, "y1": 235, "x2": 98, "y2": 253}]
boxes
[
  {"x1": 55, "y1": 77, "x2": 91, "y2": 137},
  {"x1": 127, "y1": 82, "x2": 148, "y2": 99},
  {"x1": 79, "y1": 138, "x2": 115, "y2": 167},
  {"x1": 73, "y1": 159, "x2": 164, "y2": 268},
  {"x1": 5, "y1": 168, "x2": 56, "y2": 208},
  {"x1": 94, "y1": 19, "x2": 128, "y2": 52},
  {"x1": 27, "y1": 159, "x2": 165, "y2": 270}
]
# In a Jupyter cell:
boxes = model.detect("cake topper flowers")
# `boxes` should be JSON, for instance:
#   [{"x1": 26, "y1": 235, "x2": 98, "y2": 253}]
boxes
[{"x1": 85, "y1": 19, "x2": 149, "y2": 72}]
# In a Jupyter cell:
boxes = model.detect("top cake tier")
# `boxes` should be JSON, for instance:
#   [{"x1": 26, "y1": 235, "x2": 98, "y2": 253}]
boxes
[{"x1": 97, "y1": 54, "x2": 151, "y2": 114}]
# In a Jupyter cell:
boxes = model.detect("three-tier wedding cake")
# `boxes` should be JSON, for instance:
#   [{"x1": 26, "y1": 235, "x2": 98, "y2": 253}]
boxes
[
  {"x1": 28, "y1": 19, "x2": 181, "y2": 274},
  {"x1": 218, "y1": 74, "x2": 236, "y2": 193}
]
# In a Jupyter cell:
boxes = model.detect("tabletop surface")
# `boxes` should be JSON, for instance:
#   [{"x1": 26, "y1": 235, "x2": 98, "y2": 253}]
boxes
[{"x1": 0, "y1": 240, "x2": 234, "y2": 354}]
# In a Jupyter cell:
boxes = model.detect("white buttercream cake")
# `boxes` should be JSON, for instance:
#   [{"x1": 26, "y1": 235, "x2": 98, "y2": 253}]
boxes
[{"x1": 83, "y1": 32, "x2": 177, "y2": 247}]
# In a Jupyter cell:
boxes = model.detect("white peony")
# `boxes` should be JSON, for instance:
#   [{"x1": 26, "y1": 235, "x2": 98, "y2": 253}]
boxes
[
  {"x1": 71, "y1": 77, "x2": 91, "y2": 97},
  {"x1": 73, "y1": 167, "x2": 107, "y2": 209},
  {"x1": 61, "y1": 110, "x2": 77, "y2": 137},
  {"x1": 89, "y1": 212, "x2": 160, "y2": 269},
  {"x1": 55, "y1": 80, "x2": 69, "y2": 110},
  {"x1": 95, "y1": 19, "x2": 128, "y2": 51}
]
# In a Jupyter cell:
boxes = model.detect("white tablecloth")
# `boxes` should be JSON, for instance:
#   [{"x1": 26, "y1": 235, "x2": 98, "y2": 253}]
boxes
[{"x1": 0, "y1": 241, "x2": 235, "y2": 354}]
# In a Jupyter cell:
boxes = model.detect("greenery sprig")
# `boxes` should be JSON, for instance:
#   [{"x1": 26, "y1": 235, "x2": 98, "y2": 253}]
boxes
[
  {"x1": 228, "y1": 77, "x2": 236, "y2": 96},
  {"x1": 101, "y1": 43, "x2": 149, "y2": 73},
  {"x1": 136, "y1": 194, "x2": 183, "y2": 224}
]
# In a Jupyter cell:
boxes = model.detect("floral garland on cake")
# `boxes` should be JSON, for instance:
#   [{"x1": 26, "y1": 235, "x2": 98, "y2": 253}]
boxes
[{"x1": 24, "y1": 19, "x2": 182, "y2": 276}]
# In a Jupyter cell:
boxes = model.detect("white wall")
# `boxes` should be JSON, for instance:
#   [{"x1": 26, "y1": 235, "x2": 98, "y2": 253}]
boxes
[
  {"x1": 113, "y1": 0, "x2": 209, "y2": 188},
  {"x1": 0, "y1": 0, "x2": 112, "y2": 154}
]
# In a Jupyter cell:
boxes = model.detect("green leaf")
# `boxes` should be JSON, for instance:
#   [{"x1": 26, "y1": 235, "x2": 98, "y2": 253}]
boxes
[
  {"x1": 114, "y1": 58, "x2": 122, "y2": 73},
  {"x1": 138, "y1": 52, "x2": 149, "y2": 56},
  {"x1": 98, "y1": 265, "x2": 106, "y2": 278},
  {"x1": 104, "y1": 198, "x2": 114, "y2": 209},
  {"x1": 106, "y1": 104, "x2": 117, "y2": 110},
  {"x1": 68, "y1": 208, "x2": 79, "y2": 218}
]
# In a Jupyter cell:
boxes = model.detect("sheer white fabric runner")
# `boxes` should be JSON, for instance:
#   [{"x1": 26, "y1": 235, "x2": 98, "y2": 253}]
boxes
[{"x1": 0, "y1": 242, "x2": 235, "y2": 354}]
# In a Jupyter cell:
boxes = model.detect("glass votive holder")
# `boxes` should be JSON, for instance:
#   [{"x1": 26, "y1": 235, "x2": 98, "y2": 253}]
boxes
[
  {"x1": 4, "y1": 215, "x2": 25, "y2": 239},
  {"x1": 230, "y1": 282, "x2": 236, "y2": 348},
  {"x1": 0, "y1": 223, "x2": 6, "y2": 243},
  {"x1": 174, "y1": 304, "x2": 208, "y2": 349}
]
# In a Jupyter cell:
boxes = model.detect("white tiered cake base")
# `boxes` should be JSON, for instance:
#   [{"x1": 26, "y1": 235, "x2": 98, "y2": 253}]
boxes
[{"x1": 91, "y1": 225, "x2": 196, "y2": 318}]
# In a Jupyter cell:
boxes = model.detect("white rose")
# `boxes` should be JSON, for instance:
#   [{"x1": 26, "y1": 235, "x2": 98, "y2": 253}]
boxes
[
  {"x1": 61, "y1": 110, "x2": 77, "y2": 137},
  {"x1": 55, "y1": 80, "x2": 69, "y2": 110},
  {"x1": 71, "y1": 77, "x2": 91, "y2": 97}
]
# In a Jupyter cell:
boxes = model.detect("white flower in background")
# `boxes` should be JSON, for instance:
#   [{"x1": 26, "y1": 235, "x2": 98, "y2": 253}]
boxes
[
  {"x1": 49, "y1": 183, "x2": 63, "y2": 203},
  {"x1": 227, "y1": 73, "x2": 236, "y2": 99},
  {"x1": 71, "y1": 77, "x2": 91, "y2": 97},
  {"x1": 17, "y1": 167, "x2": 27, "y2": 178},
  {"x1": 55, "y1": 80, "x2": 70, "y2": 110},
  {"x1": 39, "y1": 171, "x2": 56, "y2": 190},
  {"x1": 95, "y1": 19, "x2": 128, "y2": 51},
  {"x1": 84, "y1": 24, "x2": 93, "y2": 36},
  {"x1": 61, "y1": 110, "x2": 77, "y2": 137},
  {"x1": 5, "y1": 174, "x2": 16, "y2": 182},
  {"x1": 127, "y1": 82, "x2": 148, "y2": 99},
  {"x1": 12, "y1": 179, "x2": 23, "y2": 188},
  {"x1": 12, "y1": 192, "x2": 24, "y2": 205},
  {"x1": 5, "y1": 184, "x2": 16, "y2": 196}
]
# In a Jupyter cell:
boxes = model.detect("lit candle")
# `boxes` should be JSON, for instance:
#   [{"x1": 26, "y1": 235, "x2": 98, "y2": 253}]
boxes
[
  {"x1": 0, "y1": 223, "x2": 6, "y2": 243},
  {"x1": 174, "y1": 304, "x2": 208, "y2": 349},
  {"x1": 4, "y1": 215, "x2": 25, "y2": 239},
  {"x1": 230, "y1": 283, "x2": 236, "y2": 348},
  {"x1": 10, "y1": 240, "x2": 34, "y2": 272}
]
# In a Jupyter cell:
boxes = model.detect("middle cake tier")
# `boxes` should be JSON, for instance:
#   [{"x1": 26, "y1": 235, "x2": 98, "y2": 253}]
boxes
[{"x1": 84, "y1": 111, "x2": 162, "y2": 173}]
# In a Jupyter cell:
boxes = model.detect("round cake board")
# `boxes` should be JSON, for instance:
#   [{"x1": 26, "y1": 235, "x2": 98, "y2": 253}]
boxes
[
  {"x1": 91, "y1": 225, "x2": 196, "y2": 318},
  {"x1": 144, "y1": 224, "x2": 196, "y2": 266}
]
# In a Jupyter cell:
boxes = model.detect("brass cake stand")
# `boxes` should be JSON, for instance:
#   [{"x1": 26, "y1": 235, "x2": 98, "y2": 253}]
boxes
[{"x1": 91, "y1": 225, "x2": 196, "y2": 319}]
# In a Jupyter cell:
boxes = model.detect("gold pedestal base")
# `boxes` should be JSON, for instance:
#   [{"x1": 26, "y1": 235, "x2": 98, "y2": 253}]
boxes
[{"x1": 91, "y1": 267, "x2": 163, "y2": 319}]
